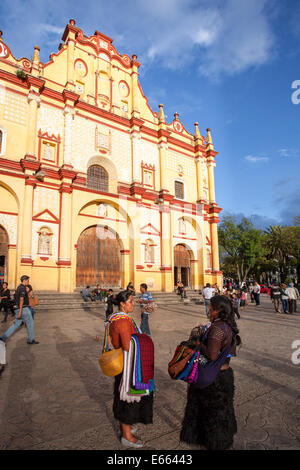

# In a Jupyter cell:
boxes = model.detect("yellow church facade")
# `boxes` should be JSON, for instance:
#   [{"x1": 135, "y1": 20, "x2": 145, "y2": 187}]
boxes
[{"x1": 0, "y1": 20, "x2": 222, "y2": 292}]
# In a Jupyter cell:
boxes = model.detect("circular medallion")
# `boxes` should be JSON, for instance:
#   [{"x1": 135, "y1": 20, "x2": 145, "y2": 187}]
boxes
[
  {"x1": 74, "y1": 59, "x2": 88, "y2": 77},
  {"x1": 119, "y1": 80, "x2": 130, "y2": 97},
  {"x1": 173, "y1": 121, "x2": 183, "y2": 133}
]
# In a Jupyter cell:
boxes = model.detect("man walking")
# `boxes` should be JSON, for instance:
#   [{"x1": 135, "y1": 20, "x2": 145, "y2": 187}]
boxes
[
  {"x1": 270, "y1": 280, "x2": 282, "y2": 313},
  {"x1": 0, "y1": 275, "x2": 39, "y2": 345},
  {"x1": 202, "y1": 283, "x2": 215, "y2": 318},
  {"x1": 138, "y1": 283, "x2": 153, "y2": 336}
]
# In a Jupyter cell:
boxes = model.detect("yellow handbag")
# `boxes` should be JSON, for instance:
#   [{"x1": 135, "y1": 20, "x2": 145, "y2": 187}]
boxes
[{"x1": 99, "y1": 322, "x2": 123, "y2": 377}]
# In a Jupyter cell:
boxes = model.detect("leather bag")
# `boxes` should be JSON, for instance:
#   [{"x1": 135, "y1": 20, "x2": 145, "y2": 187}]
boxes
[
  {"x1": 29, "y1": 294, "x2": 39, "y2": 307},
  {"x1": 168, "y1": 344, "x2": 195, "y2": 380},
  {"x1": 99, "y1": 321, "x2": 123, "y2": 377}
]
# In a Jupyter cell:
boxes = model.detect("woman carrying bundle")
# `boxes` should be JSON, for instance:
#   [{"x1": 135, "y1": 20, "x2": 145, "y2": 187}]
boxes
[
  {"x1": 180, "y1": 295, "x2": 241, "y2": 450},
  {"x1": 109, "y1": 290, "x2": 154, "y2": 448}
]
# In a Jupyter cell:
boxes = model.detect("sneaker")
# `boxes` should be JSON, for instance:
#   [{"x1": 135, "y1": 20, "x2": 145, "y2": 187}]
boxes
[{"x1": 27, "y1": 340, "x2": 40, "y2": 345}]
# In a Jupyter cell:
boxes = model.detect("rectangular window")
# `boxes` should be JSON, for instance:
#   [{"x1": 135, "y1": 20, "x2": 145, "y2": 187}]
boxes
[{"x1": 175, "y1": 181, "x2": 184, "y2": 200}]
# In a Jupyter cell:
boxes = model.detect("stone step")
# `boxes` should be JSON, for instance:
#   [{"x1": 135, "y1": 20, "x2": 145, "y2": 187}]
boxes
[{"x1": 31, "y1": 290, "x2": 203, "y2": 311}]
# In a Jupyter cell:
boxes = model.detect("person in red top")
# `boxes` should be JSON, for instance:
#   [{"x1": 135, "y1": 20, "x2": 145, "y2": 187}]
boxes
[{"x1": 109, "y1": 290, "x2": 154, "y2": 448}]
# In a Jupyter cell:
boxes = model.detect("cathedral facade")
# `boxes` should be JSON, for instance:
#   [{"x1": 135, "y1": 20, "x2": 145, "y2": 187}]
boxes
[{"x1": 0, "y1": 20, "x2": 222, "y2": 292}]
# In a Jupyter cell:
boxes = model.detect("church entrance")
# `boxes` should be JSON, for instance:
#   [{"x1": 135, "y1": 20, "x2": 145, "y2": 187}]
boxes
[
  {"x1": 0, "y1": 226, "x2": 8, "y2": 284},
  {"x1": 174, "y1": 244, "x2": 191, "y2": 287},
  {"x1": 76, "y1": 226, "x2": 121, "y2": 287}
]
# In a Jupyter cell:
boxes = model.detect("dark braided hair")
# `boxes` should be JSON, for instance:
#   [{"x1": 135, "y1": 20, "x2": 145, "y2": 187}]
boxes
[
  {"x1": 112, "y1": 290, "x2": 133, "y2": 308},
  {"x1": 210, "y1": 295, "x2": 242, "y2": 346}
]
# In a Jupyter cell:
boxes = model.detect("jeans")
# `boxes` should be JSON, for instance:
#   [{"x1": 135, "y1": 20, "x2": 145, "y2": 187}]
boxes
[
  {"x1": 273, "y1": 297, "x2": 281, "y2": 312},
  {"x1": 28, "y1": 306, "x2": 35, "y2": 320},
  {"x1": 140, "y1": 312, "x2": 151, "y2": 335},
  {"x1": 288, "y1": 299, "x2": 296, "y2": 313},
  {"x1": 254, "y1": 293, "x2": 260, "y2": 305},
  {"x1": 204, "y1": 299, "x2": 210, "y2": 317},
  {"x1": 1, "y1": 307, "x2": 34, "y2": 343},
  {"x1": 82, "y1": 293, "x2": 94, "y2": 301},
  {"x1": 281, "y1": 299, "x2": 288, "y2": 313}
]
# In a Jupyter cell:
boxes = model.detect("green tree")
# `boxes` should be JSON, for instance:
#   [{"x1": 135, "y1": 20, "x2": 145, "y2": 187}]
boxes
[
  {"x1": 263, "y1": 225, "x2": 291, "y2": 282},
  {"x1": 218, "y1": 216, "x2": 264, "y2": 282},
  {"x1": 294, "y1": 215, "x2": 300, "y2": 226},
  {"x1": 282, "y1": 225, "x2": 300, "y2": 281}
]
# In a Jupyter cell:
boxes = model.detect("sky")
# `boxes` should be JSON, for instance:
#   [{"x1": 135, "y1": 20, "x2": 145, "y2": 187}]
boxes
[{"x1": 0, "y1": 0, "x2": 300, "y2": 229}]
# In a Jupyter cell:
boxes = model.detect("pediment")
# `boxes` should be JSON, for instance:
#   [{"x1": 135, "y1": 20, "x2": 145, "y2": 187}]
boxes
[
  {"x1": 32, "y1": 209, "x2": 59, "y2": 223},
  {"x1": 140, "y1": 223, "x2": 160, "y2": 236}
]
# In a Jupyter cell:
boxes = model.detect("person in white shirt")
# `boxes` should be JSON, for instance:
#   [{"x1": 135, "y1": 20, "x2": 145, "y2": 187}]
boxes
[
  {"x1": 253, "y1": 282, "x2": 261, "y2": 306},
  {"x1": 286, "y1": 283, "x2": 299, "y2": 314},
  {"x1": 202, "y1": 283, "x2": 215, "y2": 318}
]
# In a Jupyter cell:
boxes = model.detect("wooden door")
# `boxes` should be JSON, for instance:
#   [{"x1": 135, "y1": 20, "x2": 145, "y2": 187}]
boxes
[
  {"x1": 0, "y1": 226, "x2": 8, "y2": 283},
  {"x1": 174, "y1": 244, "x2": 191, "y2": 287},
  {"x1": 76, "y1": 226, "x2": 121, "y2": 287}
]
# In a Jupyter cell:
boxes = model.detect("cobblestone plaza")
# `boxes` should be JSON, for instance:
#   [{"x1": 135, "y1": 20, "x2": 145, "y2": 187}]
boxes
[{"x1": 0, "y1": 294, "x2": 299, "y2": 450}]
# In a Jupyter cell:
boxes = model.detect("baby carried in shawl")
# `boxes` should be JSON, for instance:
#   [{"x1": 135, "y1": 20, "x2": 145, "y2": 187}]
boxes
[{"x1": 168, "y1": 322, "x2": 235, "y2": 388}]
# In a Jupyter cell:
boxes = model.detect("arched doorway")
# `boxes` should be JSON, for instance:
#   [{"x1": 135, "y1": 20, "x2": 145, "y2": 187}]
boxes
[
  {"x1": 0, "y1": 226, "x2": 8, "y2": 284},
  {"x1": 174, "y1": 244, "x2": 191, "y2": 287},
  {"x1": 76, "y1": 225, "x2": 121, "y2": 287}
]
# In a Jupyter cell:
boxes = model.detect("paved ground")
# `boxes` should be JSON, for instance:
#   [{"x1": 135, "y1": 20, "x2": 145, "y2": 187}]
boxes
[{"x1": 0, "y1": 295, "x2": 299, "y2": 450}]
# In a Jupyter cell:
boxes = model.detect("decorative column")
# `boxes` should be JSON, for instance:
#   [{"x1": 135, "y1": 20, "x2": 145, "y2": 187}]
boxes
[
  {"x1": 62, "y1": 19, "x2": 78, "y2": 91},
  {"x1": 20, "y1": 177, "x2": 35, "y2": 266},
  {"x1": 191, "y1": 259, "x2": 199, "y2": 289},
  {"x1": 25, "y1": 73, "x2": 44, "y2": 160},
  {"x1": 210, "y1": 220, "x2": 220, "y2": 272},
  {"x1": 194, "y1": 122, "x2": 206, "y2": 203},
  {"x1": 131, "y1": 55, "x2": 141, "y2": 118},
  {"x1": 57, "y1": 168, "x2": 76, "y2": 292},
  {"x1": 130, "y1": 131, "x2": 142, "y2": 183},
  {"x1": 158, "y1": 104, "x2": 171, "y2": 195},
  {"x1": 206, "y1": 128, "x2": 218, "y2": 204},
  {"x1": 111, "y1": 65, "x2": 120, "y2": 114},
  {"x1": 19, "y1": 160, "x2": 40, "y2": 276},
  {"x1": 62, "y1": 90, "x2": 79, "y2": 168},
  {"x1": 129, "y1": 116, "x2": 144, "y2": 196},
  {"x1": 121, "y1": 250, "x2": 131, "y2": 288},
  {"x1": 160, "y1": 204, "x2": 173, "y2": 291}
]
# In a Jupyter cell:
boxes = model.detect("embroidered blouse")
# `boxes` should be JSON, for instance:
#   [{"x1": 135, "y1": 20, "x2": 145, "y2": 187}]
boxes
[
  {"x1": 200, "y1": 319, "x2": 235, "y2": 361},
  {"x1": 110, "y1": 317, "x2": 137, "y2": 352}
]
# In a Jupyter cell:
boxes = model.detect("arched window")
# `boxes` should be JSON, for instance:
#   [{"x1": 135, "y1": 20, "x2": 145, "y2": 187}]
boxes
[{"x1": 87, "y1": 165, "x2": 109, "y2": 192}]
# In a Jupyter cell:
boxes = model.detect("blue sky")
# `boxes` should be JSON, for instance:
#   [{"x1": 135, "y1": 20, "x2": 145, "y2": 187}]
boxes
[{"x1": 1, "y1": 0, "x2": 299, "y2": 228}]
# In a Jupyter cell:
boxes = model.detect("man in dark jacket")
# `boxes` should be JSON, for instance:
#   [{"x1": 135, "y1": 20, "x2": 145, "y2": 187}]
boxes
[
  {"x1": 270, "y1": 280, "x2": 282, "y2": 313},
  {"x1": 105, "y1": 289, "x2": 114, "y2": 320}
]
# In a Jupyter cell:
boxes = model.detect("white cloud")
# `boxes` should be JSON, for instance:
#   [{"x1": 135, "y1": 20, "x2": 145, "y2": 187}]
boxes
[
  {"x1": 278, "y1": 148, "x2": 298, "y2": 157},
  {"x1": 0, "y1": 0, "x2": 276, "y2": 78},
  {"x1": 245, "y1": 155, "x2": 269, "y2": 163}
]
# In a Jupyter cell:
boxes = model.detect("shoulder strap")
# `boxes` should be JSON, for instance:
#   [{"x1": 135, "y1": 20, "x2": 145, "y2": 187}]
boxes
[{"x1": 102, "y1": 321, "x2": 112, "y2": 353}]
